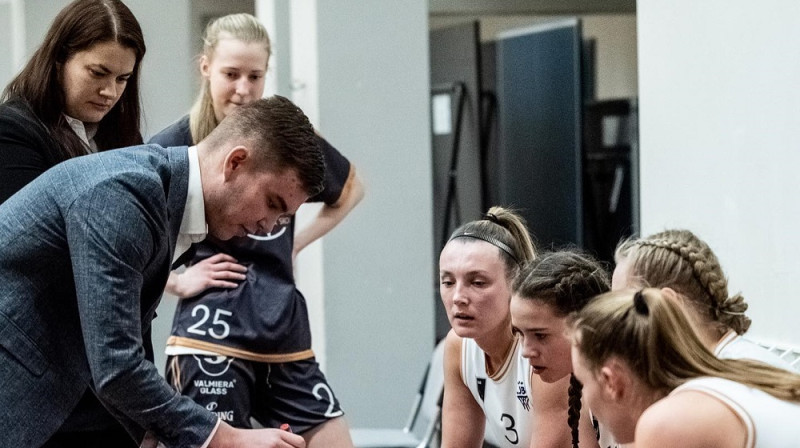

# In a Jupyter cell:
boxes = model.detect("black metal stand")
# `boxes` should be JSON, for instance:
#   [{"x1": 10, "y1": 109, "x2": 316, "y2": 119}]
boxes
[{"x1": 431, "y1": 82, "x2": 467, "y2": 249}]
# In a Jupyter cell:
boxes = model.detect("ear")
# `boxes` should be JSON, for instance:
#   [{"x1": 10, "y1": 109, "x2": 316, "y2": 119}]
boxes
[
  {"x1": 599, "y1": 359, "x2": 628, "y2": 402},
  {"x1": 200, "y1": 55, "x2": 211, "y2": 79},
  {"x1": 660, "y1": 287, "x2": 683, "y2": 305},
  {"x1": 222, "y1": 146, "x2": 249, "y2": 181}
]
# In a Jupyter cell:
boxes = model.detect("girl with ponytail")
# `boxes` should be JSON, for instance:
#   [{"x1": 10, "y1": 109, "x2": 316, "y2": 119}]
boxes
[
  {"x1": 613, "y1": 229, "x2": 794, "y2": 370},
  {"x1": 570, "y1": 288, "x2": 800, "y2": 447},
  {"x1": 151, "y1": 13, "x2": 364, "y2": 446},
  {"x1": 510, "y1": 250, "x2": 612, "y2": 448},
  {"x1": 440, "y1": 207, "x2": 581, "y2": 447}
]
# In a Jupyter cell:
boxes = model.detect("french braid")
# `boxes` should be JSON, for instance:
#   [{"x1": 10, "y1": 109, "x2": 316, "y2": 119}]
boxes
[{"x1": 625, "y1": 230, "x2": 751, "y2": 334}]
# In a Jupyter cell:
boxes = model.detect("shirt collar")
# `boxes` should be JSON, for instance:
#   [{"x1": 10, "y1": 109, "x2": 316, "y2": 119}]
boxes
[
  {"x1": 63, "y1": 114, "x2": 99, "y2": 152},
  {"x1": 179, "y1": 145, "x2": 208, "y2": 242}
]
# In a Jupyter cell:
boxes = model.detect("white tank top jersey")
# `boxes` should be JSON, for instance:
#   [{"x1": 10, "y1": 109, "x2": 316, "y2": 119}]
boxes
[
  {"x1": 461, "y1": 336, "x2": 532, "y2": 447},
  {"x1": 714, "y1": 331, "x2": 798, "y2": 372},
  {"x1": 672, "y1": 377, "x2": 800, "y2": 448}
]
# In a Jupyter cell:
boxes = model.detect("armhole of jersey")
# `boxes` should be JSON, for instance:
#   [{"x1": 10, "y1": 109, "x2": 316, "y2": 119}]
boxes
[{"x1": 675, "y1": 385, "x2": 756, "y2": 448}]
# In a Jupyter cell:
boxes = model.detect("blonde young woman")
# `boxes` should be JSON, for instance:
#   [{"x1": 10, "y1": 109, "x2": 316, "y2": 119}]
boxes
[
  {"x1": 439, "y1": 207, "x2": 579, "y2": 448},
  {"x1": 150, "y1": 13, "x2": 363, "y2": 447},
  {"x1": 613, "y1": 229, "x2": 794, "y2": 370},
  {"x1": 570, "y1": 288, "x2": 800, "y2": 447}
]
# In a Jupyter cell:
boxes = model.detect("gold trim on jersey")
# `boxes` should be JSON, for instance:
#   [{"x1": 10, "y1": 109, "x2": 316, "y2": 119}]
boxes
[
  {"x1": 486, "y1": 335, "x2": 519, "y2": 381},
  {"x1": 167, "y1": 336, "x2": 315, "y2": 363}
]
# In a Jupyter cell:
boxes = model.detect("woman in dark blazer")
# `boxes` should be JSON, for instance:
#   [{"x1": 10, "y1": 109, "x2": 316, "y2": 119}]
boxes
[
  {"x1": 0, "y1": 1, "x2": 146, "y2": 446},
  {"x1": 0, "y1": 0, "x2": 145, "y2": 205}
]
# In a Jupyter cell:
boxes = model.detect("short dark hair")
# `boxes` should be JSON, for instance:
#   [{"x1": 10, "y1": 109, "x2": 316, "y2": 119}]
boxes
[
  {"x1": 2, "y1": 0, "x2": 146, "y2": 162},
  {"x1": 207, "y1": 95, "x2": 325, "y2": 197}
]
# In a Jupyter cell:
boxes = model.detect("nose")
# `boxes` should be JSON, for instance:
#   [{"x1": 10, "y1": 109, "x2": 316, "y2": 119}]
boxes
[
  {"x1": 235, "y1": 77, "x2": 251, "y2": 97},
  {"x1": 452, "y1": 282, "x2": 469, "y2": 305},
  {"x1": 99, "y1": 79, "x2": 118, "y2": 99},
  {"x1": 520, "y1": 338, "x2": 540, "y2": 360},
  {"x1": 256, "y1": 215, "x2": 278, "y2": 234}
]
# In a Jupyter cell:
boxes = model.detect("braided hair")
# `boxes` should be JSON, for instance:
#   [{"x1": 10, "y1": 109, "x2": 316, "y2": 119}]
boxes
[
  {"x1": 615, "y1": 229, "x2": 751, "y2": 336},
  {"x1": 567, "y1": 374, "x2": 583, "y2": 448},
  {"x1": 512, "y1": 250, "x2": 610, "y2": 448}
]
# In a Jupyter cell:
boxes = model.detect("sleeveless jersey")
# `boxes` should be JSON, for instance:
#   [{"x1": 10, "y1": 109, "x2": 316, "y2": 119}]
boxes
[
  {"x1": 461, "y1": 337, "x2": 532, "y2": 447},
  {"x1": 672, "y1": 376, "x2": 800, "y2": 447},
  {"x1": 715, "y1": 330, "x2": 797, "y2": 372},
  {"x1": 149, "y1": 115, "x2": 353, "y2": 362}
]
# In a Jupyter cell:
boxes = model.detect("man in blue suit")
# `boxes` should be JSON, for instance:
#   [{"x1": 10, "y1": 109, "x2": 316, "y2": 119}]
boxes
[{"x1": 0, "y1": 96, "x2": 323, "y2": 448}]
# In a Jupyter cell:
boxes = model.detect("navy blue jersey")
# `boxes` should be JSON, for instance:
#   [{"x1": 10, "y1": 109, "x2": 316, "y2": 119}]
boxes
[{"x1": 151, "y1": 115, "x2": 352, "y2": 361}]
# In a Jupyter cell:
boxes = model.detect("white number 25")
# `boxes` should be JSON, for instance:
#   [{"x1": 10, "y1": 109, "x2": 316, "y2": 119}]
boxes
[{"x1": 187, "y1": 305, "x2": 233, "y2": 340}]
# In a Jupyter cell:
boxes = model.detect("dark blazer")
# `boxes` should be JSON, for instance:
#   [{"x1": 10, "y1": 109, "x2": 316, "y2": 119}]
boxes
[
  {"x1": 0, "y1": 98, "x2": 64, "y2": 204},
  {"x1": 0, "y1": 145, "x2": 217, "y2": 447}
]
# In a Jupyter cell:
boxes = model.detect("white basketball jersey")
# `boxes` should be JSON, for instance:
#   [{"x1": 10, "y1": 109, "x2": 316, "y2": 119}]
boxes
[
  {"x1": 715, "y1": 331, "x2": 797, "y2": 372},
  {"x1": 461, "y1": 336, "x2": 532, "y2": 447},
  {"x1": 673, "y1": 377, "x2": 800, "y2": 447}
]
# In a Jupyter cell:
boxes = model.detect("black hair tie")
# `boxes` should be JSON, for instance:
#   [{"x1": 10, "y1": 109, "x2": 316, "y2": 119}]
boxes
[
  {"x1": 633, "y1": 290, "x2": 649, "y2": 315},
  {"x1": 483, "y1": 212, "x2": 500, "y2": 225}
]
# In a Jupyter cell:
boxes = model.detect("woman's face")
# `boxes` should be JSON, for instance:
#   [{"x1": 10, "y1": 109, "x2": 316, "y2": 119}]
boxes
[
  {"x1": 439, "y1": 240, "x2": 511, "y2": 340},
  {"x1": 571, "y1": 344, "x2": 636, "y2": 444},
  {"x1": 203, "y1": 36, "x2": 269, "y2": 122},
  {"x1": 510, "y1": 296, "x2": 573, "y2": 383},
  {"x1": 59, "y1": 41, "x2": 136, "y2": 123}
]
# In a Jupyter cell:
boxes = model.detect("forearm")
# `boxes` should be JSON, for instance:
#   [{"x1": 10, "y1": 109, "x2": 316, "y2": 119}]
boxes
[
  {"x1": 294, "y1": 168, "x2": 364, "y2": 254},
  {"x1": 165, "y1": 270, "x2": 183, "y2": 297},
  {"x1": 96, "y1": 355, "x2": 218, "y2": 447}
]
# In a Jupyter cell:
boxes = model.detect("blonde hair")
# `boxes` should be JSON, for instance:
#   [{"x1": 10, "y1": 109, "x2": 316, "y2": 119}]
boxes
[
  {"x1": 615, "y1": 229, "x2": 750, "y2": 336},
  {"x1": 447, "y1": 206, "x2": 537, "y2": 279},
  {"x1": 189, "y1": 13, "x2": 271, "y2": 144},
  {"x1": 570, "y1": 288, "x2": 800, "y2": 402}
]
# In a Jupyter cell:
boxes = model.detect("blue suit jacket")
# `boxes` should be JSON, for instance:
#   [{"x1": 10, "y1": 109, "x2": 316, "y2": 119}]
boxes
[{"x1": 0, "y1": 145, "x2": 217, "y2": 447}]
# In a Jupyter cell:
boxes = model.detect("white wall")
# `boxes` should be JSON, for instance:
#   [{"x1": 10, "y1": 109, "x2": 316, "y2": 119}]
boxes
[
  {"x1": 287, "y1": 0, "x2": 435, "y2": 427},
  {"x1": 637, "y1": 0, "x2": 800, "y2": 346}
]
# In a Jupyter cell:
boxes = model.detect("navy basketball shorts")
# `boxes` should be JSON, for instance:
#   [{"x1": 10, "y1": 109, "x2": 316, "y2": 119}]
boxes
[{"x1": 166, "y1": 354, "x2": 344, "y2": 433}]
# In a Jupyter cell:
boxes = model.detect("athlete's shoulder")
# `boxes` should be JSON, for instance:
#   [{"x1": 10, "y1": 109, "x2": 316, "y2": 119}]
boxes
[{"x1": 149, "y1": 115, "x2": 192, "y2": 147}]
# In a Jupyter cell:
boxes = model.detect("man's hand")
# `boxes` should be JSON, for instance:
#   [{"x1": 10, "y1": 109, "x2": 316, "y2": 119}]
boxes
[{"x1": 166, "y1": 254, "x2": 247, "y2": 298}]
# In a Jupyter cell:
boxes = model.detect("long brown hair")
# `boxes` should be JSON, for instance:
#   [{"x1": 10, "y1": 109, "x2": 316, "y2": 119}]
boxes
[
  {"x1": 2, "y1": 0, "x2": 145, "y2": 163},
  {"x1": 571, "y1": 288, "x2": 800, "y2": 402},
  {"x1": 512, "y1": 250, "x2": 610, "y2": 448}
]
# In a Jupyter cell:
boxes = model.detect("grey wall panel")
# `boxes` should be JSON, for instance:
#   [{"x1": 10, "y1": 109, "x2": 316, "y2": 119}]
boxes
[{"x1": 496, "y1": 20, "x2": 583, "y2": 248}]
